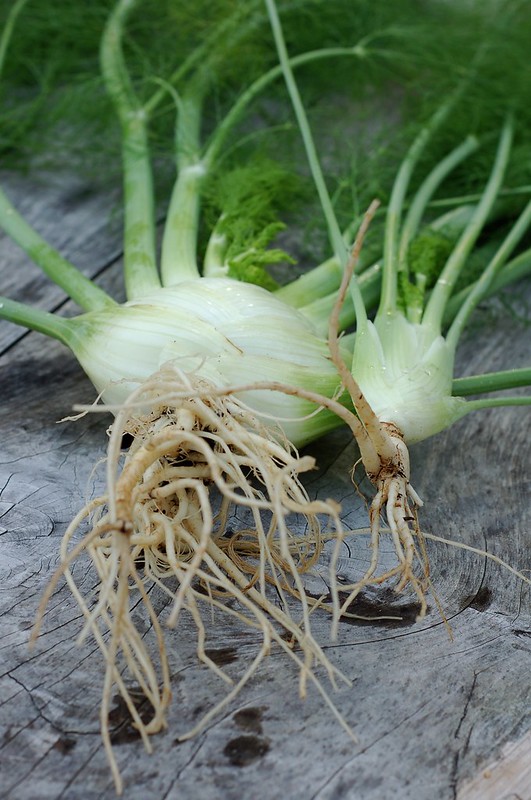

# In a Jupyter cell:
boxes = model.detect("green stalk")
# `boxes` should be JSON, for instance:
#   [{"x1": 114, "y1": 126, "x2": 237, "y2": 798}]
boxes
[
  {"x1": 0, "y1": 187, "x2": 115, "y2": 311},
  {"x1": 299, "y1": 262, "x2": 382, "y2": 335},
  {"x1": 160, "y1": 88, "x2": 204, "y2": 285},
  {"x1": 398, "y1": 135, "x2": 479, "y2": 267},
  {"x1": 427, "y1": 185, "x2": 531, "y2": 209},
  {"x1": 429, "y1": 204, "x2": 477, "y2": 237},
  {"x1": 274, "y1": 256, "x2": 344, "y2": 307},
  {"x1": 443, "y1": 248, "x2": 531, "y2": 325},
  {"x1": 464, "y1": 396, "x2": 531, "y2": 411},
  {"x1": 119, "y1": 115, "x2": 160, "y2": 298},
  {"x1": 100, "y1": 0, "x2": 159, "y2": 299},
  {"x1": 0, "y1": 0, "x2": 28, "y2": 77},
  {"x1": 277, "y1": 205, "x2": 471, "y2": 310},
  {"x1": 422, "y1": 117, "x2": 514, "y2": 333},
  {"x1": 378, "y1": 98, "x2": 461, "y2": 317},
  {"x1": 453, "y1": 368, "x2": 531, "y2": 397},
  {"x1": 306, "y1": 250, "x2": 530, "y2": 353},
  {"x1": 0, "y1": 296, "x2": 74, "y2": 346},
  {"x1": 203, "y1": 46, "x2": 368, "y2": 171},
  {"x1": 265, "y1": 0, "x2": 367, "y2": 325},
  {"x1": 446, "y1": 198, "x2": 531, "y2": 351},
  {"x1": 203, "y1": 217, "x2": 228, "y2": 278},
  {"x1": 275, "y1": 211, "x2": 382, "y2": 308}
]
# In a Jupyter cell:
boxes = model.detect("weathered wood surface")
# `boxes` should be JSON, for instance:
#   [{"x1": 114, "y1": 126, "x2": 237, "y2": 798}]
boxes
[{"x1": 0, "y1": 174, "x2": 530, "y2": 800}]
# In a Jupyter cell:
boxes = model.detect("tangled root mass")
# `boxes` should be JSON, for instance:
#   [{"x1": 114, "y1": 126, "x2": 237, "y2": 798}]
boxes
[{"x1": 41, "y1": 365, "x2": 350, "y2": 792}]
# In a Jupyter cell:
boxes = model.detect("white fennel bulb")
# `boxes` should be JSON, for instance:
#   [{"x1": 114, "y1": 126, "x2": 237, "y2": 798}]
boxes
[{"x1": 67, "y1": 278, "x2": 347, "y2": 445}]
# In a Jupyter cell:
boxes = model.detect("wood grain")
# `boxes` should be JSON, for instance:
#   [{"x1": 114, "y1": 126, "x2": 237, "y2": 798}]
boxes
[
  {"x1": 0, "y1": 176, "x2": 530, "y2": 800},
  {"x1": 457, "y1": 730, "x2": 531, "y2": 800}
]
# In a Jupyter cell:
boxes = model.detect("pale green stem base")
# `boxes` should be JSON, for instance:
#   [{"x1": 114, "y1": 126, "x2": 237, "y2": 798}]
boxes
[
  {"x1": 121, "y1": 116, "x2": 160, "y2": 298},
  {"x1": 0, "y1": 296, "x2": 74, "y2": 347},
  {"x1": 161, "y1": 89, "x2": 204, "y2": 285},
  {"x1": 100, "y1": 0, "x2": 160, "y2": 300},
  {"x1": 203, "y1": 218, "x2": 228, "y2": 278},
  {"x1": 161, "y1": 165, "x2": 203, "y2": 285}
]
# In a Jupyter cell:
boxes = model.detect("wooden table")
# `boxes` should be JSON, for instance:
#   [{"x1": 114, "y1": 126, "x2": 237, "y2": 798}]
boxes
[{"x1": 1, "y1": 171, "x2": 530, "y2": 799}]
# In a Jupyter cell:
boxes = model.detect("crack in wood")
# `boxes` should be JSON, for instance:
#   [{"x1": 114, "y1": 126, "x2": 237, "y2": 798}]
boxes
[{"x1": 450, "y1": 671, "x2": 478, "y2": 800}]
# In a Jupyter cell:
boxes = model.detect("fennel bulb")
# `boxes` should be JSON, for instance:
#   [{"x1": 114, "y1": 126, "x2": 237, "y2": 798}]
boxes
[
  {"x1": 66, "y1": 278, "x2": 347, "y2": 445},
  {"x1": 350, "y1": 314, "x2": 466, "y2": 444}
]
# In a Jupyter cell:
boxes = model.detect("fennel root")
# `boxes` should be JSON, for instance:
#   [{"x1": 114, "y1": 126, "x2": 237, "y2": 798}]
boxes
[
  {"x1": 325, "y1": 202, "x2": 431, "y2": 628},
  {"x1": 330, "y1": 425, "x2": 429, "y2": 635},
  {"x1": 33, "y1": 365, "x2": 350, "y2": 794}
]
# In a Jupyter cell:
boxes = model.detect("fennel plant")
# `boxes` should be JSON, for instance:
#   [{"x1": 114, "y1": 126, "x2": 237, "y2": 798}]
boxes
[{"x1": 266, "y1": 0, "x2": 531, "y2": 616}]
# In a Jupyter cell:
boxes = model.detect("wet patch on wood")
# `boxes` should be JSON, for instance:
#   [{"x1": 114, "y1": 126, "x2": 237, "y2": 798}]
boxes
[
  {"x1": 223, "y1": 734, "x2": 270, "y2": 766},
  {"x1": 338, "y1": 589, "x2": 424, "y2": 627},
  {"x1": 108, "y1": 690, "x2": 156, "y2": 745},
  {"x1": 204, "y1": 647, "x2": 238, "y2": 667},
  {"x1": 305, "y1": 587, "x2": 424, "y2": 627},
  {"x1": 462, "y1": 586, "x2": 492, "y2": 612},
  {"x1": 53, "y1": 735, "x2": 77, "y2": 755},
  {"x1": 233, "y1": 706, "x2": 267, "y2": 735}
]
